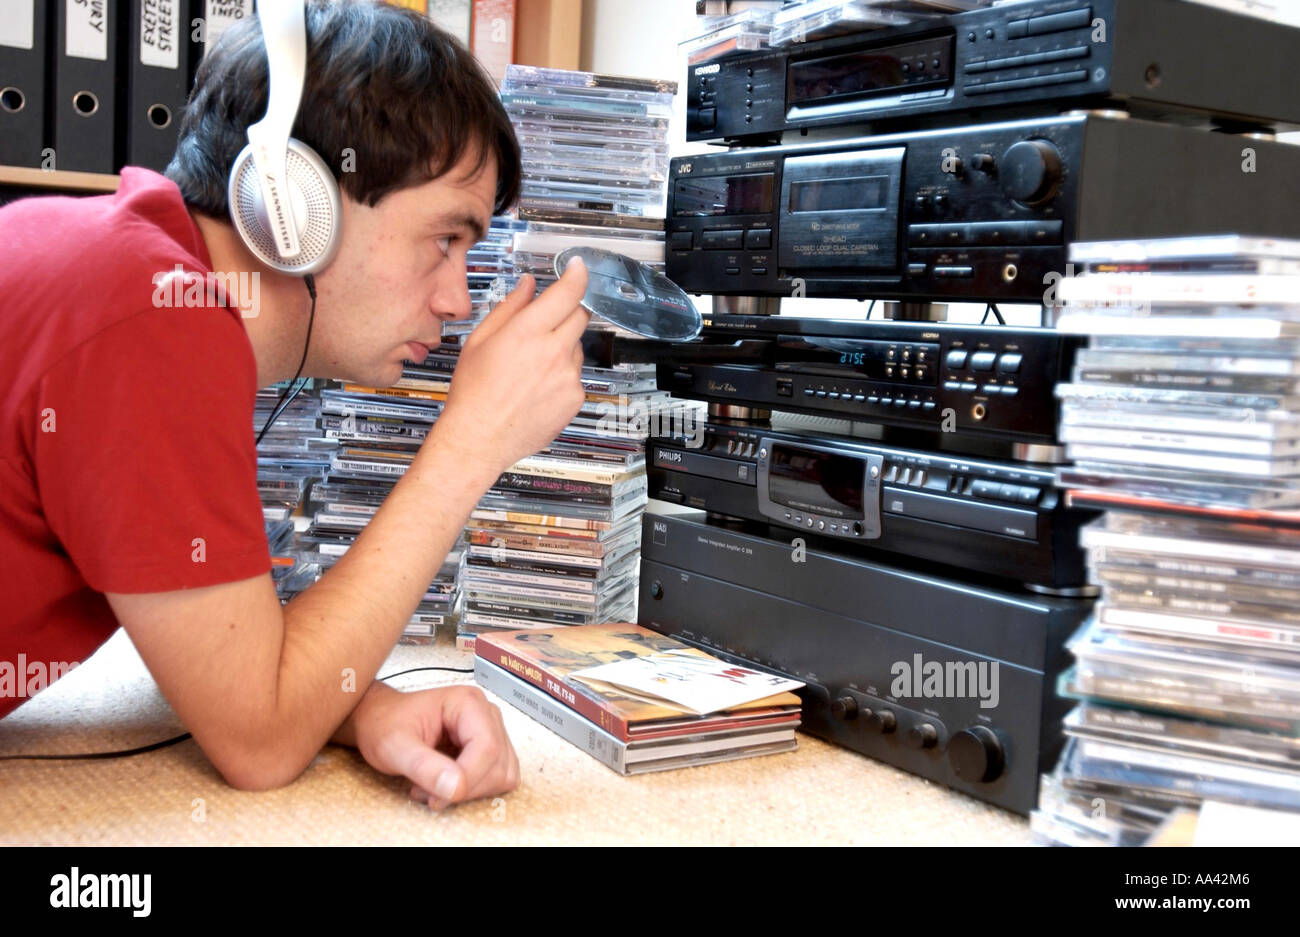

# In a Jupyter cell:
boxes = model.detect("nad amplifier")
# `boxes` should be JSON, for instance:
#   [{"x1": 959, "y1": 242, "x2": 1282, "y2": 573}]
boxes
[
  {"x1": 688, "y1": 0, "x2": 1300, "y2": 143},
  {"x1": 647, "y1": 421, "x2": 1097, "y2": 592},
  {"x1": 666, "y1": 112, "x2": 1300, "y2": 302},
  {"x1": 637, "y1": 507, "x2": 1094, "y2": 815}
]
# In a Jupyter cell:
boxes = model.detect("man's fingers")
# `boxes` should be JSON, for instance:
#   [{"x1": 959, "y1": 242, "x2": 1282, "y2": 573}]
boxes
[
  {"x1": 502, "y1": 256, "x2": 590, "y2": 336},
  {"x1": 444, "y1": 691, "x2": 516, "y2": 802},
  {"x1": 554, "y1": 303, "x2": 593, "y2": 350},
  {"x1": 381, "y1": 727, "x2": 465, "y2": 808}
]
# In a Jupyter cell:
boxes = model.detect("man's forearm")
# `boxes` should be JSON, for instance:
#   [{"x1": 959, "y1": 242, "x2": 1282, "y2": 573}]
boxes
[{"x1": 257, "y1": 425, "x2": 500, "y2": 776}]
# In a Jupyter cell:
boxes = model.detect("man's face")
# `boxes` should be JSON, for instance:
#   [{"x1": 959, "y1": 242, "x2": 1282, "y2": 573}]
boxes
[{"x1": 309, "y1": 148, "x2": 498, "y2": 386}]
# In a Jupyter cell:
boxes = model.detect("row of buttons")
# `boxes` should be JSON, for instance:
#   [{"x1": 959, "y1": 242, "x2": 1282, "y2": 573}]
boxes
[
  {"x1": 882, "y1": 464, "x2": 927, "y2": 487},
  {"x1": 944, "y1": 380, "x2": 1019, "y2": 396},
  {"x1": 945, "y1": 350, "x2": 1022, "y2": 373},
  {"x1": 964, "y1": 69, "x2": 1089, "y2": 95},
  {"x1": 718, "y1": 438, "x2": 758, "y2": 457},
  {"x1": 671, "y1": 228, "x2": 773, "y2": 251},
  {"x1": 885, "y1": 364, "x2": 932, "y2": 382},
  {"x1": 804, "y1": 388, "x2": 938, "y2": 410},
  {"x1": 908, "y1": 221, "x2": 1063, "y2": 247},
  {"x1": 964, "y1": 44, "x2": 1088, "y2": 74},
  {"x1": 885, "y1": 346, "x2": 931, "y2": 364},
  {"x1": 723, "y1": 265, "x2": 768, "y2": 276},
  {"x1": 783, "y1": 512, "x2": 863, "y2": 535},
  {"x1": 969, "y1": 479, "x2": 1042, "y2": 505}
]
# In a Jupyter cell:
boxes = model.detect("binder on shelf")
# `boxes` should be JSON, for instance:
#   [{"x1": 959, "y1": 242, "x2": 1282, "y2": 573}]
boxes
[
  {"x1": 0, "y1": 0, "x2": 50, "y2": 168},
  {"x1": 201, "y1": 0, "x2": 254, "y2": 59},
  {"x1": 127, "y1": 0, "x2": 200, "y2": 172},
  {"x1": 53, "y1": 0, "x2": 124, "y2": 173}
]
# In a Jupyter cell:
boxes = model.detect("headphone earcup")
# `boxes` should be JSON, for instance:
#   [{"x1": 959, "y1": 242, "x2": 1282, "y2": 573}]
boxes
[{"x1": 228, "y1": 137, "x2": 343, "y2": 275}]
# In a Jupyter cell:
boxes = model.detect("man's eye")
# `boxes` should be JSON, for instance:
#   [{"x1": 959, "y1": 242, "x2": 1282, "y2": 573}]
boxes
[{"x1": 435, "y1": 236, "x2": 453, "y2": 256}]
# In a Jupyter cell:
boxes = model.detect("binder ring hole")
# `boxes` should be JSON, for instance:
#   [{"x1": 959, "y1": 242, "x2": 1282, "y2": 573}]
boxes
[
  {"x1": 73, "y1": 91, "x2": 98, "y2": 117},
  {"x1": 148, "y1": 104, "x2": 172, "y2": 129},
  {"x1": 1, "y1": 88, "x2": 24, "y2": 114}
]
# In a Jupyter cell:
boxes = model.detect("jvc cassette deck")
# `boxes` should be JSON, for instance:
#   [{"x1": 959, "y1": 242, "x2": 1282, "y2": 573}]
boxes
[{"x1": 667, "y1": 113, "x2": 1300, "y2": 303}]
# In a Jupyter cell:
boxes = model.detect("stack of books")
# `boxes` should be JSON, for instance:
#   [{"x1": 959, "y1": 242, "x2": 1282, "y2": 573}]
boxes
[{"x1": 474, "y1": 623, "x2": 804, "y2": 774}]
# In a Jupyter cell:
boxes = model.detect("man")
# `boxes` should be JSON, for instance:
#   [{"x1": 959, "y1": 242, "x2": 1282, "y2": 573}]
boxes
[{"x1": 0, "y1": 2, "x2": 590, "y2": 810}]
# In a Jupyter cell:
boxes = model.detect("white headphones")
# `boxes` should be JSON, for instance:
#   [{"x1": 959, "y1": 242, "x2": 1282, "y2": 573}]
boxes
[{"x1": 227, "y1": 1, "x2": 342, "y2": 275}]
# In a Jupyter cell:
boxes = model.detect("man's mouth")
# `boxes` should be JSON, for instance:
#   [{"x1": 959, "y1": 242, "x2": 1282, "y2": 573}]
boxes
[{"x1": 405, "y1": 341, "x2": 431, "y2": 362}]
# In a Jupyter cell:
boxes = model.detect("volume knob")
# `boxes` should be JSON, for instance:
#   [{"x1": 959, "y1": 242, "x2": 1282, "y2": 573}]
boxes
[
  {"x1": 999, "y1": 139, "x2": 1062, "y2": 206},
  {"x1": 949, "y1": 726, "x2": 1005, "y2": 783}
]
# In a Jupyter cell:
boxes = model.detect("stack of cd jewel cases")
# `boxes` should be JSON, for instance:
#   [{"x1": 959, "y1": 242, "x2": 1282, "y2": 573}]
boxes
[
  {"x1": 500, "y1": 64, "x2": 675, "y2": 221},
  {"x1": 679, "y1": 7, "x2": 775, "y2": 66},
  {"x1": 295, "y1": 351, "x2": 465, "y2": 643},
  {"x1": 449, "y1": 66, "x2": 703, "y2": 651},
  {"x1": 1030, "y1": 235, "x2": 1300, "y2": 845},
  {"x1": 254, "y1": 381, "x2": 335, "y2": 602}
]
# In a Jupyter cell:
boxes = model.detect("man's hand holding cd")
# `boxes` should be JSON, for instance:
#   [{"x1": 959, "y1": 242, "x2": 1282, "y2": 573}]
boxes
[{"x1": 432, "y1": 258, "x2": 591, "y2": 478}]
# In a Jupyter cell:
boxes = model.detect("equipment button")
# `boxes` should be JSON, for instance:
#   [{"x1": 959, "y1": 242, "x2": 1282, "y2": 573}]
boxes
[
  {"x1": 961, "y1": 382, "x2": 978, "y2": 392},
  {"x1": 914, "y1": 365, "x2": 931, "y2": 383},
  {"x1": 1025, "y1": 220, "x2": 1064, "y2": 243},
  {"x1": 971, "y1": 480, "x2": 1001, "y2": 498},
  {"x1": 970, "y1": 351, "x2": 997, "y2": 371},
  {"x1": 669, "y1": 231, "x2": 693, "y2": 251},
  {"x1": 997, "y1": 353, "x2": 1023, "y2": 373},
  {"x1": 900, "y1": 366, "x2": 911, "y2": 380},
  {"x1": 725, "y1": 266, "x2": 741, "y2": 275},
  {"x1": 699, "y1": 106, "x2": 716, "y2": 129},
  {"x1": 751, "y1": 266, "x2": 768, "y2": 276},
  {"x1": 744, "y1": 227, "x2": 773, "y2": 250},
  {"x1": 803, "y1": 388, "x2": 815, "y2": 396},
  {"x1": 885, "y1": 365, "x2": 895, "y2": 378},
  {"x1": 901, "y1": 347, "x2": 912, "y2": 362},
  {"x1": 907, "y1": 263, "x2": 928, "y2": 277},
  {"x1": 1000, "y1": 386, "x2": 1019, "y2": 397},
  {"x1": 1007, "y1": 19, "x2": 1029, "y2": 38},
  {"x1": 983, "y1": 384, "x2": 1001, "y2": 395},
  {"x1": 1027, "y1": 8, "x2": 1093, "y2": 35},
  {"x1": 807, "y1": 517, "x2": 814, "y2": 527},
  {"x1": 853, "y1": 394, "x2": 866, "y2": 402},
  {"x1": 933, "y1": 265, "x2": 974, "y2": 278},
  {"x1": 893, "y1": 398, "x2": 907, "y2": 408},
  {"x1": 945, "y1": 350, "x2": 968, "y2": 369},
  {"x1": 1017, "y1": 486, "x2": 1042, "y2": 504},
  {"x1": 815, "y1": 390, "x2": 828, "y2": 397},
  {"x1": 944, "y1": 381, "x2": 961, "y2": 391},
  {"x1": 702, "y1": 228, "x2": 745, "y2": 250},
  {"x1": 880, "y1": 397, "x2": 893, "y2": 406},
  {"x1": 867, "y1": 396, "x2": 880, "y2": 404},
  {"x1": 912, "y1": 470, "x2": 926, "y2": 487},
  {"x1": 907, "y1": 400, "x2": 921, "y2": 409},
  {"x1": 999, "y1": 483, "x2": 1022, "y2": 502},
  {"x1": 897, "y1": 468, "x2": 911, "y2": 485},
  {"x1": 818, "y1": 520, "x2": 825, "y2": 530}
]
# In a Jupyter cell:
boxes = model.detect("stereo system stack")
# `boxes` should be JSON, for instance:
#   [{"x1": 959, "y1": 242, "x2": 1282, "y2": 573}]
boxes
[{"x1": 628, "y1": 0, "x2": 1300, "y2": 817}]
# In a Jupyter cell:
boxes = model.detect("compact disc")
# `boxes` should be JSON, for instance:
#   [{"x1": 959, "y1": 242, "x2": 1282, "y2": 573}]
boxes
[{"x1": 554, "y1": 246, "x2": 702, "y2": 342}]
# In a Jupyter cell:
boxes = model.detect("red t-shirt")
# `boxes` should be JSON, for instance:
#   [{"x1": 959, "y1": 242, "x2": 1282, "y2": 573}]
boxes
[{"x1": 0, "y1": 168, "x2": 271, "y2": 719}]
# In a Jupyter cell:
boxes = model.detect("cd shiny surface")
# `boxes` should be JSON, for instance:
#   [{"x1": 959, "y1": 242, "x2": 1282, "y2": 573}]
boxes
[{"x1": 555, "y1": 246, "x2": 702, "y2": 342}]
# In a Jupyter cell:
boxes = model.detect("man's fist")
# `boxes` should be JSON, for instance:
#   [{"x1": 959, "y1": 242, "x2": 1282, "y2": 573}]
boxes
[{"x1": 353, "y1": 683, "x2": 520, "y2": 809}]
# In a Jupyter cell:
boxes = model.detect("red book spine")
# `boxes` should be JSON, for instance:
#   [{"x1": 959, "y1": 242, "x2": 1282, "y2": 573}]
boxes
[{"x1": 475, "y1": 639, "x2": 631, "y2": 741}]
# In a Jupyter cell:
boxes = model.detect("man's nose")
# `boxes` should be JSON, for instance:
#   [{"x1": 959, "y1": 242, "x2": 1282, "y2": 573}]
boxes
[{"x1": 432, "y1": 263, "x2": 474, "y2": 321}]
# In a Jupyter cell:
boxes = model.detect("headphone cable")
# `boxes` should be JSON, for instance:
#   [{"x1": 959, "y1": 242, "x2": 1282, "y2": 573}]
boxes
[{"x1": 256, "y1": 274, "x2": 318, "y2": 445}]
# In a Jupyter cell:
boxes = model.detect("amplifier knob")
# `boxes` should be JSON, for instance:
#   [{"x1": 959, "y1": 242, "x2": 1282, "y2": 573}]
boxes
[
  {"x1": 863, "y1": 708, "x2": 896, "y2": 734},
  {"x1": 999, "y1": 139, "x2": 1062, "y2": 206},
  {"x1": 949, "y1": 726, "x2": 1005, "y2": 783},
  {"x1": 831, "y1": 696, "x2": 859, "y2": 720},
  {"x1": 904, "y1": 723, "x2": 938, "y2": 750}
]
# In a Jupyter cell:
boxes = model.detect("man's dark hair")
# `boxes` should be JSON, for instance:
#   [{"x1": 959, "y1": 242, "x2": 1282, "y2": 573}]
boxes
[{"x1": 166, "y1": 0, "x2": 520, "y2": 218}]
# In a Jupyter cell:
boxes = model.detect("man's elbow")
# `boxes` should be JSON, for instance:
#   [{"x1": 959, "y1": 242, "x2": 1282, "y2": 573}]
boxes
[{"x1": 207, "y1": 739, "x2": 317, "y2": 792}]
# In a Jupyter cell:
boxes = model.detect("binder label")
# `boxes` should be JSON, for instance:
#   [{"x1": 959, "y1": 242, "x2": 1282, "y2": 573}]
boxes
[
  {"x1": 205, "y1": 0, "x2": 254, "y2": 53},
  {"x1": 0, "y1": 1, "x2": 35, "y2": 50},
  {"x1": 140, "y1": 0, "x2": 180, "y2": 69},
  {"x1": 66, "y1": 0, "x2": 109, "y2": 61}
]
